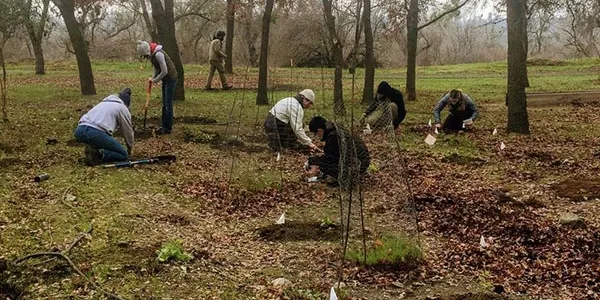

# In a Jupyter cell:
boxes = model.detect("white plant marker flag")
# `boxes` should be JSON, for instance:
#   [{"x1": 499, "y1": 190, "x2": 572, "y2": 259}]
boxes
[
  {"x1": 492, "y1": 128, "x2": 498, "y2": 135},
  {"x1": 434, "y1": 127, "x2": 439, "y2": 135},
  {"x1": 480, "y1": 235, "x2": 487, "y2": 248},
  {"x1": 428, "y1": 119, "x2": 432, "y2": 127},
  {"x1": 500, "y1": 142, "x2": 506, "y2": 150},
  {"x1": 330, "y1": 287, "x2": 338, "y2": 300},
  {"x1": 276, "y1": 152, "x2": 281, "y2": 162},
  {"x1": 363, "y1": 123, "x2": 372, "y2": 135},
  {"x1": 276, "y1": 212, "x2": 285, "y2": 225},
  {"x1": 424, "y1": 134, "x2": 437, "y2": 146}
]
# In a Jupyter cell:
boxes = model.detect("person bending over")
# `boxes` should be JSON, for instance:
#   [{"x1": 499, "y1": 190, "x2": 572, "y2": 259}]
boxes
[
  {"x1": 264, "y1": 89, "x2": 319, "y2": 152},
  {"x1": 433, "y1": 89, "x2": 479, "y2": 133},
  {"x1": 361, "y1": 81, "x2": 406, "y2": 134},
  {"x1": 74, "y1": 88, "x2": 134, "y2": 166},
  {"x1": 305, "y1": 116, "x2": 370, "y2": 188}
]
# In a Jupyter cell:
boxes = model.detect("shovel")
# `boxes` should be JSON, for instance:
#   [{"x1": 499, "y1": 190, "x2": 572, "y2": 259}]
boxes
[
  {"x1": 101, "y1": 155, "x2": 177, "y2": 168},
  {"x1": 143, "y1": 80, "x2": 152, "y2": 129}
]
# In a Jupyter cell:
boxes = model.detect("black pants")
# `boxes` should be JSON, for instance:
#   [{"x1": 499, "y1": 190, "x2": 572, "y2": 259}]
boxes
[
  {"x1": 264, "y1": 113, "x2": 298, "y2": 151},
  {"x1": 442, "y1": 109, "x2": 473, "y2": 133}
]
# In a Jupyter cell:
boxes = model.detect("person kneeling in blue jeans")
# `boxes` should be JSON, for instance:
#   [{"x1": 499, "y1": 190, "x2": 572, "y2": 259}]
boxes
[{"x1": 74, "y1": 88, "x2": 134, "y2": 166}]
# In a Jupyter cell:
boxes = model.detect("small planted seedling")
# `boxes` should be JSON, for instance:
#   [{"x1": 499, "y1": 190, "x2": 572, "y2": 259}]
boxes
[
  {"x1": 319, "y1": 216, "x2": 336, "y2": 229},
  {"x1": 156, "y1": 240, "x2": 194, "y2": 263}
]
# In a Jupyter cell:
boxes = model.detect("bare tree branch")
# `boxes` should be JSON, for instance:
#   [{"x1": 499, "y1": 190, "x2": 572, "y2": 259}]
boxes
[{"x1": 417, "y1": 0, "x2": 470, "y2": 31}]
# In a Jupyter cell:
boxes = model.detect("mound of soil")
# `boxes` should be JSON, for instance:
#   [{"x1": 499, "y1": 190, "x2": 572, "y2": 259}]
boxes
[
  {"x1": 554, "y1": 178, "x2": 600, "y2": 201},
  {"x1": 183, "y1": 130, "x2": 269, "y2": 153},
  {"x1": 444, "y1": 292, "x2": 506, "y2": 300},
  {"x1": 0, "y1": 157, "x2": 21, "y2": 168},
  {"x1": 132, "y1": 115, "x2": 217, "y2": 126},
  {"x1": 257, "y1": 221, "x2": 339, "y2": 241}
]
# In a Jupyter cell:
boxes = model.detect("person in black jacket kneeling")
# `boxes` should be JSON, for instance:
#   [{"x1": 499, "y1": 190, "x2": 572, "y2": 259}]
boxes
[
  {"x1": 361, "y1": 81, "x2": 406, "y2": 134},
  {"x1": 305, "y1": 116, "x2": 370, "y2": 189}
]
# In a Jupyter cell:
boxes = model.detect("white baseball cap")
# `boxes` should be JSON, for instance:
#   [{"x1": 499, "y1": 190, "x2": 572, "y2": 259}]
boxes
[{"x1": 299, "y1": 89, "x2": 315, "y2": 103}]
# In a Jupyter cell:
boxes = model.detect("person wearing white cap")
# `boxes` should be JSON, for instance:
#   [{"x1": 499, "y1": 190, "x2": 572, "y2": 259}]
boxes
[{"x1": 264, "y1": 89, "x2": 319, "y2": 151}]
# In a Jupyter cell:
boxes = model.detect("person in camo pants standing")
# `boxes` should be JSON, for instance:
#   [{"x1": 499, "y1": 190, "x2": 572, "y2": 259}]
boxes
[{"x1": 205, "y1": 30, "x2": 232, "y2": 90}]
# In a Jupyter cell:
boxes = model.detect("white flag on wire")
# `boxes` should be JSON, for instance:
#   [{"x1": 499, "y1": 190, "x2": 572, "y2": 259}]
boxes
[
  {"x1": 492, "y1": 128, "x2": 498, "y2": 135},
  {"x1": 276, "y1": 152, "x2": 281, "y2": 162},
  {"x1": 276, "y1": 212, "x2": 285, "y2": 225},
  {"x1": 480, "y1": 235, "x2": 487, "y2": 248},
  {"x1": 329, "y1": 287, "x2": 338, "y2": 300},
  {"x1": 363, "y1": 123, "x2": 372, "y2": 135},
  {"x1": 500, "y1": 142, "x2": 506, "y2": 150}
]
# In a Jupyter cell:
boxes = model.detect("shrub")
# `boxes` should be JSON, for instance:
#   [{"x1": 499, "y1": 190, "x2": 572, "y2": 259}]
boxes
[
  {"x1": 156, "y1": 240, "x2": 194, "y2": 263},
  {"x1": 346, "y1": 236, "x2": 423, "y2": 268}
]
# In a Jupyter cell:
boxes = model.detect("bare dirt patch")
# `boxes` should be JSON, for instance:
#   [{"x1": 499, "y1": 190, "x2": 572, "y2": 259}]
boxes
[{"x1": 554, "y1": 178, "x2": 600, "y2": 201}]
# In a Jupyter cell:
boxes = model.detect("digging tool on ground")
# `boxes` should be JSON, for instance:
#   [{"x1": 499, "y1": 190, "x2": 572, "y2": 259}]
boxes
[
  {"x1": 101, "y1": 155, "x2": 176, "y2": 168},
  {"x1": 143, "y1": 80, "x2": 152, "y2": 129}
]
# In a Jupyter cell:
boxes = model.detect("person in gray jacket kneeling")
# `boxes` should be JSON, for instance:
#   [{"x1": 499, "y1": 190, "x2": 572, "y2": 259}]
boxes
[{"x1": 74, "y1": 88, "x2": 134, "y2": 166}]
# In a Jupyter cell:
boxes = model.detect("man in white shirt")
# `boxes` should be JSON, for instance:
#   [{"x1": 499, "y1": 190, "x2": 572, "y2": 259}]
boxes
[{"x1": 264, "y1": 89, "x2": 318, "y2": 151}]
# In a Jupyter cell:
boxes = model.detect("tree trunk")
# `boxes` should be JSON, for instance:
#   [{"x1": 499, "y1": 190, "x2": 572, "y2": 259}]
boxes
[
  {"x1": 225, "y1": 0, "x2": 235, "y2": 73},
  {"x1": 0, "y1": 47, "x2": 7, "y2": 121},
  {"x1": 243, "y1": 0, "x2": 258, "y2": 67},
  {"x1": 323, "y1": 0, "x2": 345, "y2": 115},
  {"x1": 150, "y1": 0, "x2": 185, "y2": 101},
  {"x1": 405, "y1": 0, "x2": 418, "y2": 102},
  {"x1": 140, "y1": 0, "x2": 158, "y2": 41},
  {"x1": 507, "y1": 0, "x2": 530, "y2": 134},
  {"x1": 256, "y1": 0, "x2": 274, "y2": 106},
  {"x1": 52, "y1": 0, "x2": 96, "y2": 95},
  {"x1": 361, "y1": 0, "x2": 374, "y2": 104},
  {"x1": 25, "y1": 0, "x2": 50, "y2": 75}
]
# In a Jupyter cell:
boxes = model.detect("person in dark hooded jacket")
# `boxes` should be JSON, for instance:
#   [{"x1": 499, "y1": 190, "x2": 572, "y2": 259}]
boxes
[
  {"x1": 305, "y1": 116, "x2": 370, "y2": 188},
  {"x1": 361, "y1": 81, "x2": 406, "y2": 132}
]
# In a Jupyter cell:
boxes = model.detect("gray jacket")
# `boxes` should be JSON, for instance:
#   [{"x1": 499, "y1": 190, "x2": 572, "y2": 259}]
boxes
[{"x1": 78, "y1": 94, "x2": 134, "y2": 148}]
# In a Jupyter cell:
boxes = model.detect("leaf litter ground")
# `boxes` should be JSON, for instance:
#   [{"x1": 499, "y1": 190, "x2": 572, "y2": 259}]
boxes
[{"x1": 2, "y1": 73, "x2": 600, "y2": 299}]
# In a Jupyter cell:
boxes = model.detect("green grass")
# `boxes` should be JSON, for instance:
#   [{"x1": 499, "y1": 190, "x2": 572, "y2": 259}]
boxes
[
  {"x1": 156, "y1": 239, "x2": 193, "y2": 262},
  {"x1": 346, "y1": 235, "x2": 423, "y2": 267}
]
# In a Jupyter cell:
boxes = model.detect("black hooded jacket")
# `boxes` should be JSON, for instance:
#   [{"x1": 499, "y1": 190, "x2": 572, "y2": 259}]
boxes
[
  {"x1": 309, "y1": 123, "x2": 370, "y2": 187},
  {"x1": 365, "y1": 81, "x2": 407, "y2": 129}
]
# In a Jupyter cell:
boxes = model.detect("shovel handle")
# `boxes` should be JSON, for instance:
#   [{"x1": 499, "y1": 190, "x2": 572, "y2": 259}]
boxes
[{"x1": 144, "y1": 81, "x2": 152, "y2": 108}]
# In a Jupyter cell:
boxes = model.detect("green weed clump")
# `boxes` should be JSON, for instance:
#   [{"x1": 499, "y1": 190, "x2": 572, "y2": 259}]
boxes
[
  {"x1": 156, "y1": 240, "x2": 194, "y2": 263},
  {"x1": 346, "y1": 236, "x2": 423, "y2": 268}
]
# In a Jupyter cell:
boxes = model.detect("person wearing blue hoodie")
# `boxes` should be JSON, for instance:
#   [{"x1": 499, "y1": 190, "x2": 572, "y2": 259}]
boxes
[
  {"x1": 74, "y1": 88, "x2": 134, "y2": 166},
  {"x1": 136, "y1": 40, "x2": 178, "y2": 135},
  {"x1": 433, "y1": 89, "x2": 479, "y2": 133}
]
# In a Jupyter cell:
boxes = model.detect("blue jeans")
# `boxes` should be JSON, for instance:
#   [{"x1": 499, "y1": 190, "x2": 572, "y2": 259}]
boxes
[
  {"x1": 74, "y1": 125, "x2": 128, "y2": 162},
  {"x1": 161, "y1": 79, "x2": 177, "y2": 132}
]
